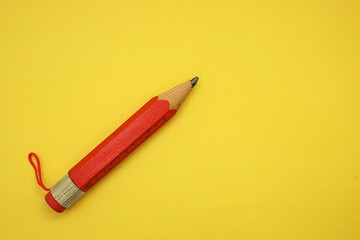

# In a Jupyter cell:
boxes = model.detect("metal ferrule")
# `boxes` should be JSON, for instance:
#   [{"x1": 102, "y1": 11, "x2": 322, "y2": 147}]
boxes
[{"x1": 50, "y1": 173, "x2": 85, "y2": 208}]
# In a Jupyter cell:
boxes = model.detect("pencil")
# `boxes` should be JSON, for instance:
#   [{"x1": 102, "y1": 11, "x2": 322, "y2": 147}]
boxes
[{"x1": 41, "y1": 77, "x2": 199, "y2": 212}]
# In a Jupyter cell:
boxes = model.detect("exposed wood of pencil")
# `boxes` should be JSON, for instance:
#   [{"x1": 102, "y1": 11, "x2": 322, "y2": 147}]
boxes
[{"x1": 158, "y1": 81, "x2": 193, "y2": 110}]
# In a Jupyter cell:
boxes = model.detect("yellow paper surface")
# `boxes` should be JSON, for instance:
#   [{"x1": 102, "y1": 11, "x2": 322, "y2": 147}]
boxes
[{"x1": 0, "y1": 1, "x2": 359, "y2": 239}]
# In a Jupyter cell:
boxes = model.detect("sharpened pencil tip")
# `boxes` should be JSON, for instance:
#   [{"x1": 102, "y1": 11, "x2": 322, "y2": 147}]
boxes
[{"x1": 191, "y1": 76, "x2": 199, "y2": 87}]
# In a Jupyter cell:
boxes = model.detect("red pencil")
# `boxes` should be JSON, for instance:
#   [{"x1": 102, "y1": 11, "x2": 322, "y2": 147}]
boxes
[{"x1": 35, "y1": 77, "x2": 198, "y2": 212}]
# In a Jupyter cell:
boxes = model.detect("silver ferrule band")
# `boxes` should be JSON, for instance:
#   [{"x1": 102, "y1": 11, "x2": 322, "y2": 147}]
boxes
[{"x1": 50, "y1": 173, "x2": 85, "y2": 208}]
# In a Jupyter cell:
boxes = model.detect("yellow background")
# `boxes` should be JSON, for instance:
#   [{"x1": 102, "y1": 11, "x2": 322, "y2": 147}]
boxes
[{"x1": 0, "y1": 0, "x2": 359, "y2": 239}]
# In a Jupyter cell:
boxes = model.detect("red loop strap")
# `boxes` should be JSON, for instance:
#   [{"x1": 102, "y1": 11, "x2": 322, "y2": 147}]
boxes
[{"x1": 28, "y1": 152, "x2": 50, "y2": 191}]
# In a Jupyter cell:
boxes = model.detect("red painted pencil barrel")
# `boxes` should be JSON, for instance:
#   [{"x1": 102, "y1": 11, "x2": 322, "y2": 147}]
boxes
[{"x1": 45, "y1": 97, "x2": 176, "y2": 212}]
